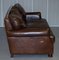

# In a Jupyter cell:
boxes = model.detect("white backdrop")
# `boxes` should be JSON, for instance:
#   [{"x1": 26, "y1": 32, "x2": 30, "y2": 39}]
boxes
[{"x1": 0, "y1": 0, "x2": 59, "y2": 27}]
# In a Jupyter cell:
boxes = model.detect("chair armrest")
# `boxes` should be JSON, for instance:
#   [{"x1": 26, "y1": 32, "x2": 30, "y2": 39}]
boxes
[
  {"x1": 25, "y1": 12, "x2": 41, "y2": 19},
  {"x1": 49, "y1": 29, "x2": 55, "y2": 43},
  {"x1": 7, "y1": 28, "x2": 49, "y2": 37}
]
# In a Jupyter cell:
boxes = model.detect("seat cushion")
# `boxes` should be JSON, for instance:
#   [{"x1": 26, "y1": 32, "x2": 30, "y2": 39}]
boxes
[
  {"x1": 26, "y1": 19, "x2": 49, "y2": 28},
  {"x1": 7, "y1": 28, "x2": 49, "y2": 37},
  {"x1": 7, "y1": 19, "x2": 50, "y2": 37}
]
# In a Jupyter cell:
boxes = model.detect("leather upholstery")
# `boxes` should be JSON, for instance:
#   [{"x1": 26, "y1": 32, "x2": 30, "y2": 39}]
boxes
[
  {"x1": 9, "y1": 14, "x2": 26, "y2": 30},
  {"x1": 4, "y1": 3, "x2": 55, "y2": 57},
  {"x1": 7, "y1": 28, "x2": 49, "y2": 37},
  {"x1": 8, "y1": 5, "x2": 26, "y2": 30}
]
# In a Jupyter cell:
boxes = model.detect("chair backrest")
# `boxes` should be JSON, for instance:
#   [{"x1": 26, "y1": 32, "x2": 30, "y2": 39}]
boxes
[
  {"x1": 13, "y1": 3, "x2": 26, "y2": 23},
  {"x1": 14, "y1": 3, "x2": 25, "y2": 16},
  {"x1": 4, "y1": 3, "x2": 26, "y2": 31}
]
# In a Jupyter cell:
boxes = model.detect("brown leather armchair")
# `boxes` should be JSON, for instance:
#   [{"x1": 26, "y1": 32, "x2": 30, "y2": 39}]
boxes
[{"x1": 4, "y1": 3, "x2": 55, "y2": 57}]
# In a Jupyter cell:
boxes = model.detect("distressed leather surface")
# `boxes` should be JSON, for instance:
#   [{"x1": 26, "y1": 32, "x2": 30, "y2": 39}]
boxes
[{"x1": 4, "y1": 3, "x2": 55, "y2": 57}]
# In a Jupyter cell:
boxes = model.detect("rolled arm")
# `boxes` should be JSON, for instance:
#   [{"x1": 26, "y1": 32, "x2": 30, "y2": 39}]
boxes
[{"x1": 49, "y1": 29, "x2": 55, "y2": 43}]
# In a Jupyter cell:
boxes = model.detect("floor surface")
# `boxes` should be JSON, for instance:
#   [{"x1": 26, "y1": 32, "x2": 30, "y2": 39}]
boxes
[{"x1": 0, "y1": 27, "x2": 59, "y2": 60}]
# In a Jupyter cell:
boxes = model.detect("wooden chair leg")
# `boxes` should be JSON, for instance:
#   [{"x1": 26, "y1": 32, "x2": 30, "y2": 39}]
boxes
[
  {"x1": 48, "y1": 53, "x2": 53, "y2": 57},
  {"x1": 11, "y1": 54, "x2": 14, "y2": 57}
]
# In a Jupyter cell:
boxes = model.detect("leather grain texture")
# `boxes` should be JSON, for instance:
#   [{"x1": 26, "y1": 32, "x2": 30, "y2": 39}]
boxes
[
  {"x1": 8, "y1": 36, "x2": 53, "y2": 54},
  {"x1": 4, "y1": 3, "x2": 55, "y2": 57}
]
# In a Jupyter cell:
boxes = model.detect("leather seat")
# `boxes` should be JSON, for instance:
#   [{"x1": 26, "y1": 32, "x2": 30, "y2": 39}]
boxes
[
  {"x1": 4, "y1": 3, "x2": 55, "y2": 57},
  {"x1": 7, "y1": 28, "x2": 49, "y2": 37}
]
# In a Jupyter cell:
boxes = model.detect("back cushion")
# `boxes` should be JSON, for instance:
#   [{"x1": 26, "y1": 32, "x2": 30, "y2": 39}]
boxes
[
  {"x1": 14, "y1": 3, "x2": 26, "y2": 22},
  {"x1": 9, "y1": 14, "x2": 26, "y2": 30},
  {"x1": 14, "y1": 3, "x2": 25, "y2": 15},
  {"x1": 9, "y1": 6, "x2": 26, "y2": 30}
]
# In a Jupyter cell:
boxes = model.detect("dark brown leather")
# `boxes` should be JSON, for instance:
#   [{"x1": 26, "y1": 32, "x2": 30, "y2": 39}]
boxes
[
  {"x1": 26, "y1": 19, "x2": 49, "y2": 28},
  {"x1": 8, "y1": 36, "x2": 53, "y2": 54},
  {"x1": 7, "y1": 28, "x2": 49, "y2": 37},
  {"x1": 9, "y1": 14, "x2": 26, "y2": 30},
  {"x1": 4, "y1": 3, "x2": 55, "y2": 57},
  {"x1": 8, "y1": 5, "x2": 26, "y2": 30},
  {"x1": 14, "y1": 3, "x2": 25, "y2": 15},
  {"x1": 4, "y1": 18, "x2": 12, "y2": 31}
]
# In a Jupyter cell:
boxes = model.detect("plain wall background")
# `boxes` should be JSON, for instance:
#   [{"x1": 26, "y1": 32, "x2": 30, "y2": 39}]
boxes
[
  {"x1": 0, "y1": 0, "x2": 1, "y2": 21},
  {"x1": 48, "y1": 0, "x2": 59, "y2": 27},
  {"x1": 0, "y1": 0, "x2": 59, "y2": 27}
]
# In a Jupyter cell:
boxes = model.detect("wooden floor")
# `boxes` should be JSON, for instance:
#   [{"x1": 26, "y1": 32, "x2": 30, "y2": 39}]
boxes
[{"x1": 0, "y1": 27, "x2": 59, "y2": 60}]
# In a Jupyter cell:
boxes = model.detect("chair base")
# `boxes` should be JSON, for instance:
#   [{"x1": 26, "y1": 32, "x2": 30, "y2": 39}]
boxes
[
  {"x1": 8, "y1": 36, "x2": 54, "y2": 57},
  {"x1": 10, "y1": 53, "x2": 53, "y2": 57}
]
